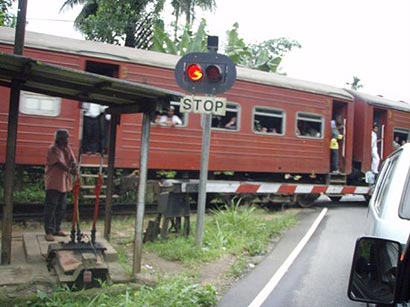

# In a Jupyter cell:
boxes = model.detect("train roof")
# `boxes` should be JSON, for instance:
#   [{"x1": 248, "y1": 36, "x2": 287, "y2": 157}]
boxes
[
  {"x1": 0, "y1": 26, "x2": 353, "y2": 101},
  {"x1": 345, "y1": 89, "x2": 410, "y2": 113}
]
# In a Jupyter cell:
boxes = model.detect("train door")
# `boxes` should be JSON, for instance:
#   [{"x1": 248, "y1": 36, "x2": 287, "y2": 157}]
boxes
[
  {"x1": 373, "y1": 108, "x2": 387, "y2": 160},
  {"x1": 82, "y1": 61, "x2": 119, "y2": 154},
  {"x1": 332, "y1": 101, "x2": 348, "y2": 173}
]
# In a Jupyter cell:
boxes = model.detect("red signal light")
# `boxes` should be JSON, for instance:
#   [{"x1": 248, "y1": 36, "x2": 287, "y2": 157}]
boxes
[
  {"x1": 186, "y1": 64, "x2": 203, "y2": 81},
  {"x1": 205, "y1": 65, "x2": 222, "y2": 82}
]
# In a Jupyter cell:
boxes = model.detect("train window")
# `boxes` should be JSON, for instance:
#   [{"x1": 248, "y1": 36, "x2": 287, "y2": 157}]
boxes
[
  {"x1": 393, "y1": 127, "x2": 410, "y2": 148},
  {"x1": 152, "y1": 101, "x2": 187, "y2": 127},
  {"x1": 211, "y1": 103, "x2": 239, "y2": 131},
  {"x1": 296, "y1": 112, "x2": 323, "y2": 138},
  {"x1": 19, "y1": 91, "x2": 61, "y2": 117},
  {"x1": 253, "y1": 107, "x2": 284, "y2": 135}
]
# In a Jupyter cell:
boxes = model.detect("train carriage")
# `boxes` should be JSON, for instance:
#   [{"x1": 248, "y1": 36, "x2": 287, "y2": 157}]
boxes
[
  {"x1": 347, "y1": 89, "x2": 410, "y2": 174},
  {"x1": 1, "y1": 26, "x2": 410, "y2": 207},
  {"x1": 0, "y1": 27, "x2": 354, "y2": 178}
]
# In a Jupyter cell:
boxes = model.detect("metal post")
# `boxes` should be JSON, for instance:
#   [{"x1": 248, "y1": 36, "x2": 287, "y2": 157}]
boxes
[
  {"x1": 104, "y1": 114, "x2": 118, "y2": 241},
  {"x1": 195, "y1": 113, "x2": 212, "y2": 246},
  {"x1": 1, "y1": 0, "x2": 27, "y2": 265},
  {"x1": 132, "y1": 112, "x2": 151, "y2": 276},
  {"x1": 195, "y1": 36, "x2": 219, "y2": 247}
]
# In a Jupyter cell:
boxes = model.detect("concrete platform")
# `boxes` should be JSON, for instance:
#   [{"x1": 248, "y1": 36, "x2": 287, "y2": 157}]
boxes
[{"x1": 0, "y1": 231, "x2": 132, "y2": 288}]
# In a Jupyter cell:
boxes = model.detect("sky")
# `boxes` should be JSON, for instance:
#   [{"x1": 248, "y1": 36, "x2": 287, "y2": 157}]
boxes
[{"x1": 12, "y1": 0, "x2": 410, "y2": 102}]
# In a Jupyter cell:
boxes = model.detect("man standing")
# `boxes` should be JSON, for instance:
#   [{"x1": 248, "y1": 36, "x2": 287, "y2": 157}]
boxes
[
  {"x1": 44, "y1": 129, "x2": 77, "y2": 241},
  {"x1": 330, "y1": 120, "x2": 343, "y2": 173},
  {"x1": 371, "y1": 124, "x2": 381, "y2": 174}
]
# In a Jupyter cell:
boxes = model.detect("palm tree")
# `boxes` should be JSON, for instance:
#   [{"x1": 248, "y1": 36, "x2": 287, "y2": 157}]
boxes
[
  {"x1": 170, "y1": 0, "x2": 216, "y2": 39},
  {"x1": 59, "y1": 0, "x2": 99, "y2": 32},
  {"x1": 59, "y1": 0, "x2": 164, "y2": 48}
]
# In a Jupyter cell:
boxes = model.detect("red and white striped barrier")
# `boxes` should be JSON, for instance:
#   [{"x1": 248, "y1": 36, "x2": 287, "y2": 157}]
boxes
[{"x1": 181, "y1": 180, "x2": 371, "y2": 195}]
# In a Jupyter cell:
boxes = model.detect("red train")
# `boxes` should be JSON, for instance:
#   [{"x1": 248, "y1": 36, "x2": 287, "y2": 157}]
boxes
[{"x1": 1, "y1": 26, "x2": 410, "y2": 205}]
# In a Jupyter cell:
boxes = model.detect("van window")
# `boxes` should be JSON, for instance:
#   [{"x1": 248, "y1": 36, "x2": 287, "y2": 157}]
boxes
[
  {"x1": 211, "y1": 103, "x2": 239, "y2": 131},
  {"x1": 19, "y1": 91, "x2": 61, "y2": 117},
  {"x1": 398, "y1": 166, "x2": 410, "y2": 219},
  {"x1": 253, "y1": 107, "x2": 284, "y2": 135},
  {"x1": 373, "y1": 155, "x2": 400, "y2": 215},
  {"x1": 296, "y1": 112, "x2": 323, "y2": 138}
]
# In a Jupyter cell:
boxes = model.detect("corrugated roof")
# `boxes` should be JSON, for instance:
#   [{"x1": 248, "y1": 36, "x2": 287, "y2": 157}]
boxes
[{"x1": 0, "y1": 51, "x2": 182, "y2": 114}]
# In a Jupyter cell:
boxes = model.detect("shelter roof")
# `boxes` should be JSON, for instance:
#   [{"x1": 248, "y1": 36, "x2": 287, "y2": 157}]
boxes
[{"x1": 0, "y1": 52, "x2": 182, "y2": 114}]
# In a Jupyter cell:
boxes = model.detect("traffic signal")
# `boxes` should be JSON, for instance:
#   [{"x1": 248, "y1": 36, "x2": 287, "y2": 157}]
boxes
[
  {"x1": 186, "y1": 64, "x2": 204, "y2": 81},
  {"x1": 175, "y1": 52, "x2": 236, "y2": 95}
]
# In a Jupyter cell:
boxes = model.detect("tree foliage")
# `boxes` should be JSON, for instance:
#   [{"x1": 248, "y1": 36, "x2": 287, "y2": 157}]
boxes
[
  {"x1": 151, "y1": 19, "x2": 301, "y2": 73},
  {"x1": 346, "y1": 76, "x2": 363, "y2": 90},
  {"x1": 61, "y1": 1, "x2": 300, "y2": 73},
  {"x1": 61, "y1": 0, "x2": 215, "y2": 49},
  {"x1": 170, "y1": 0, "x2": 216, "y2": 39},
  {"x1": 151, "y1": 18, "x2": 208, "y2": 55},
  {"x1": 225, "y1": 23, "x2": 301, "y2": 73},
  {"x1": 0, "y1": 0, "x2": 14, "y2": 26},
  {"x1": 61, "y1": 0, "x2": 165, "y2": 47}
]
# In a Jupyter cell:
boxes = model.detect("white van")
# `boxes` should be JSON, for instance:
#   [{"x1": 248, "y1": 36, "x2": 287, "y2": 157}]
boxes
[
  {"x1": 347, "y1": 143, "x2": 410, "y2": 306},
  {"x1": 365, "y1": 142, "x2": 410, "y2": 245}
]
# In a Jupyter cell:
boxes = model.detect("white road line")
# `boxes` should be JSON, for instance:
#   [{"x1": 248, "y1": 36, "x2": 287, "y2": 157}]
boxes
[{"x1": 248, "y1": 207, "x2": 328, "y2": 307}]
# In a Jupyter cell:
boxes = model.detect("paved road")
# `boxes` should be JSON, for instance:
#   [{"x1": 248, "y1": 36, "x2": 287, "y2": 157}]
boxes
[{"x1": 217, "y1": 202, "x2": 369, "y2": 307}]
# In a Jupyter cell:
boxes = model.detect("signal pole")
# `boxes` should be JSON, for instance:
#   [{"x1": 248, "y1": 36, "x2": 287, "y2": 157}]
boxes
[
  {"x1": 195, "y1": 37, "x2": 218, "y2": 246},
  {"x1": 174, "y1": 36, "x2": 236, "y2": 247}
]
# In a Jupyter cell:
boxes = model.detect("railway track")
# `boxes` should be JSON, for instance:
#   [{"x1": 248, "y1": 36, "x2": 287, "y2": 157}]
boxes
[{"x1": 0, "y1": 203, "x2": 161, "y2": 222}]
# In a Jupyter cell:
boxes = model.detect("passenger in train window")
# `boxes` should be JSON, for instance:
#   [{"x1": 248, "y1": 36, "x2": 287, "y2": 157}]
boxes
[
  {"x1": 371, "y1": 124, "x2": 381, "y2": 174},
  {"x1": 393, "y1": 136, "x2": 400, "y2": 149},
  {"x1": 44, "y1": 129, "x2": 78, "y2": 242},
  {"x1": 212, "y1": 116, "x2": 223, "y2": 128},
  {"x1": 224, "y1": 116, "x2": 237, "y2": 129},
  {"x1": 308, "y1": 127, "x2": 320, "y2": 137},
  {"x1": 160, "y1": 106, "x2": 182, "y2": 127},
  {"x1": 261, "y1": 127, "x2": 268, "y2": 133},
  {"x1": 153, "y1": 111, "x2": 165, "y2": 125}
]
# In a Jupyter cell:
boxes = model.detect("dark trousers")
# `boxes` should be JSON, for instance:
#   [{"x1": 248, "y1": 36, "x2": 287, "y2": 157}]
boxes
[
  {"x1": 331, "y1": 149, "x2": 339, "y2": 172},
  {"x1": 44, "y1": 189, "x2": 67, "y2": 235}
]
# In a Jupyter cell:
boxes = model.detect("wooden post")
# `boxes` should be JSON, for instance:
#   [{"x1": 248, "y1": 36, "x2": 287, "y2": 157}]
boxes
[{"x1": 1, "y1": 0, "x2": 27, "y2": 265}]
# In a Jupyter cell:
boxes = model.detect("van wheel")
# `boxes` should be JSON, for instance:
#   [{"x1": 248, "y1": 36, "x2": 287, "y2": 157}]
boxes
[{"x1": 297, "y1": 194, "x2": 319, "y2": 208}]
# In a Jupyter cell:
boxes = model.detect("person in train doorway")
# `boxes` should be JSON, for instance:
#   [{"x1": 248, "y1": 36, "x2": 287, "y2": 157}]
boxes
[
  {"x1": 330, "y1": 120, "x2": 343, "y2": 174},
  {"x1": 44, "y1": 129, "x2": 78, "y2": 242},
  {"x1": 100, "y1": 110, "x2": 111, "y2": 154},
  {"x1": 371, "y1": 124, "x2": 381, "y2": 174},
  {"x1": 82, "y1": 102, "x2": 108, "y2": 154}
]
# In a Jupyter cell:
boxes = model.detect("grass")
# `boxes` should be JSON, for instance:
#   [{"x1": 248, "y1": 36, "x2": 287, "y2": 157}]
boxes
[
  {"x1": 25, "y1": 277, "x2": 217, "y2": 307},
  {"x1": 10, "y1": 197, "x2": 297, "y2": 306}
]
